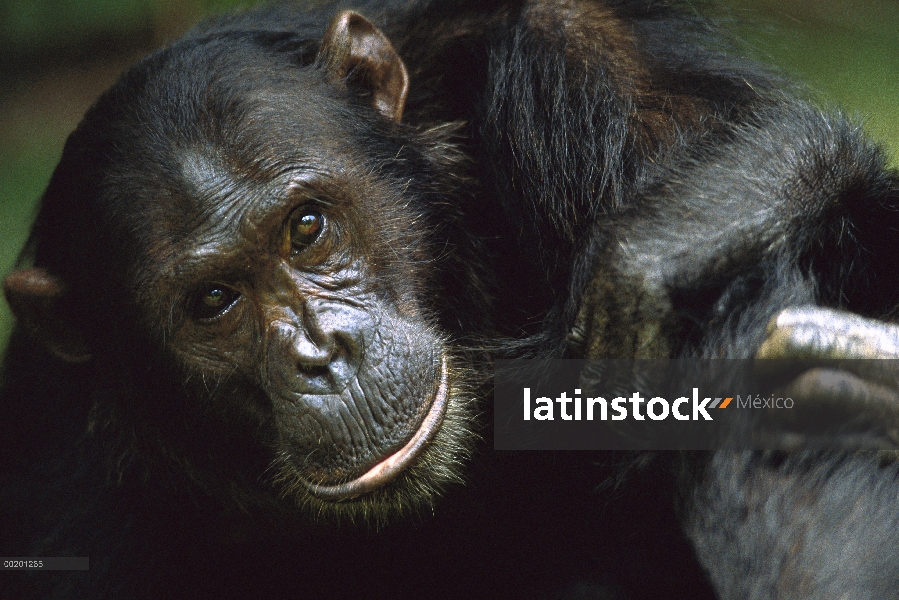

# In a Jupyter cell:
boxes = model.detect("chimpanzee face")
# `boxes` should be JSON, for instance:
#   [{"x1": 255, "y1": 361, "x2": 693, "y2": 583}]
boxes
[
  {"x1": 3, "y1": 11, "x2": 476, "y2": 520},
  {"x1": 121, "y1": 23, "x2": 472, "y2": 511},
  {"x1": 134, "y1": 112, "x2": 454, "y2": 498}
]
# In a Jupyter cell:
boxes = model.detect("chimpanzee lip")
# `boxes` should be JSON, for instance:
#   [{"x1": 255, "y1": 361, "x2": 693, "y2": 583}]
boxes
[{"x1": 305, "y1": 355, "x2": 449, "y2": 501}]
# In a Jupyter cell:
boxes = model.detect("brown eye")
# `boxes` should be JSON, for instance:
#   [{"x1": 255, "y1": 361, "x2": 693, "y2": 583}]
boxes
[
  {"x1": 290, "y1": 209, "x2": 324, "y2": 251},
  {"x1": 191, "y1": 285, "x2": 240, "y2": 320}
]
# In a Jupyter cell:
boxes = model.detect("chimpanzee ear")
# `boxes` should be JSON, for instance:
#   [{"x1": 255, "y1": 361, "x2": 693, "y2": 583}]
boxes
[
  {"x1": 319, "y1": 10, "x2": 409, "y2": 122},
  {"x1": 3, "y1": 267, "x2": 92, "y2": 363}
]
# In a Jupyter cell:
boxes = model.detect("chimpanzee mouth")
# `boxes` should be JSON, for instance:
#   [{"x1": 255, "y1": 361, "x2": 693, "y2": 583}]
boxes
[{"x1": 304, "y1": 355, "x2": 449, "y2": 501}]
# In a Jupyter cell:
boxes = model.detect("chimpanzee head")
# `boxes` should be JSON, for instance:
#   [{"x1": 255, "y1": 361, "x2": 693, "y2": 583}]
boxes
[{"x1": 3, "y1": 11, "x2": 477, "y2": 523}]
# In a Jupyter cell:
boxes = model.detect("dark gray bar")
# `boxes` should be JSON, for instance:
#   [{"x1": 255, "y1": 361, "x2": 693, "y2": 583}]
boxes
[
  {"x1": 2, "y1": 557, "x2": 89, "y2": 570},
  {"x1": 494, "y1": 359, "x2": 899, "y2": 451}
]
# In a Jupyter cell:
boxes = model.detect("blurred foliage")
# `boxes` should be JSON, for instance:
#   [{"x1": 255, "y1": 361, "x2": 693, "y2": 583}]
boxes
[
  {"x1": 3, "y1": 0, "x2": 155, "y2": 45},
  {"x1": 720, "y1": 0, "x2": 899, "y2": 166},
  {"x1": 1, "y1": 0, "x2": 248, "y2": 46},
  {"x1": 1, "y1": 0, "x2": 898, "y2": 348}
]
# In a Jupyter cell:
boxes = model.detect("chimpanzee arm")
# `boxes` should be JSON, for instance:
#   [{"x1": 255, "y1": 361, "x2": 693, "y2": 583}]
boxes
[
  {"x1": 570, "y1": 101, "x2": 899, "y2": 363},
  {"x1": 568, "y1": 99, "x2": 899, "y2": 600}
]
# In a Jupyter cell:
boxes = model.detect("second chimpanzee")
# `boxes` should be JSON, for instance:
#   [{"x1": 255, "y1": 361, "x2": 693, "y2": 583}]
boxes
[{"x1": 4, "y1": 1, "x2": 899, "y2": 599}]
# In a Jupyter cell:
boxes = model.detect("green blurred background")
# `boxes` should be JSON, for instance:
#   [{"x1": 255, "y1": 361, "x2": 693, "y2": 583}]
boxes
[{"x1": 1, "y1": 0, "x2": 898, "y2": 349}]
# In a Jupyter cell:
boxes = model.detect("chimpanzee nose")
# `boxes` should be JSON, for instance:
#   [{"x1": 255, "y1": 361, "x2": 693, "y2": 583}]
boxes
[
  {"x1": 265, "y1": 308, "x2": 364, "y2": 396},
  {"x1": 291, "y1": 328, "x2": 333, "y2": 369}
]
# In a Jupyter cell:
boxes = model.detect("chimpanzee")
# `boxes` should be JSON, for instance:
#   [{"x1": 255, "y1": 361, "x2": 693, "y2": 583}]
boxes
[{"x1": 3, "y1": 1, "x2": 899, "y2": 599}]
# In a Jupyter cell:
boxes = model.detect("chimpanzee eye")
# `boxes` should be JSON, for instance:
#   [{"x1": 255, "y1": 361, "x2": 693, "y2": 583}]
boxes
[
  {"x1": 290, "y1": 209, "x2": 324, "y2": 252},
  {"x1": 191, "y1": 285, "x2": 240, "y2": 320}
]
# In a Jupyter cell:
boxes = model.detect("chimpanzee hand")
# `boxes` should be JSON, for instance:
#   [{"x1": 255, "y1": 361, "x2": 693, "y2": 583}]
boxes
[{"x1": 755, "y1": 307, "x2": 899, "y2": 449}]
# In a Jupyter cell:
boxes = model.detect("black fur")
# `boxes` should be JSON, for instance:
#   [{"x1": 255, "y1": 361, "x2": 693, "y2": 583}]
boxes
[{"x1": 4, "y1": 1, "x2": 899, "y2": 599}]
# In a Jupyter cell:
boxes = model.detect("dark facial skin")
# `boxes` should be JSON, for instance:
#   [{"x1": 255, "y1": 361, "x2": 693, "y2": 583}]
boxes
[{"x1": 156, "y1": 161, "x2": 447, "y2": 490}]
